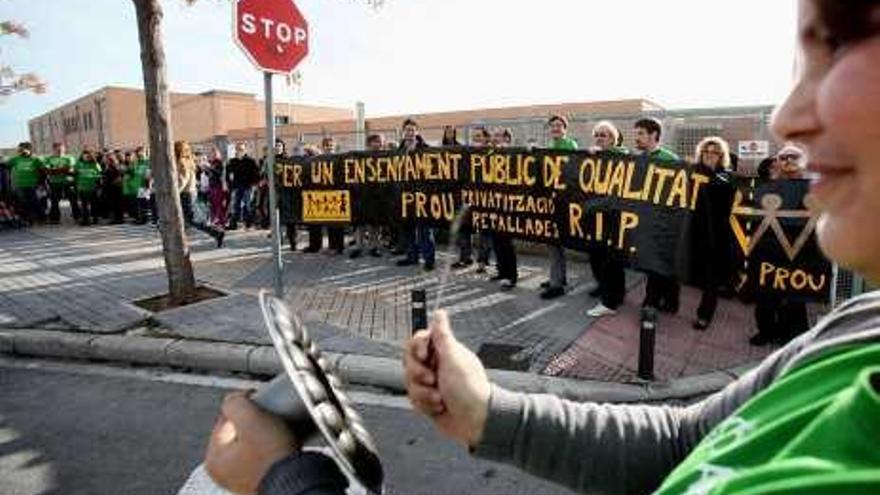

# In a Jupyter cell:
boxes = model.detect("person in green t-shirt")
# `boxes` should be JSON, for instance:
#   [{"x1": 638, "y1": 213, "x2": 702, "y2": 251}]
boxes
[
  {"x1": 133, "y1": 146, "x2": 156, "y2": 224},
  {"x1": 541, "y1": 114, "x2": 577, "y2": 300},
  {"x1": 633, "y1": 117, "x2": 683, "y2": 315},
  {"x1": 44, "y1": 142, "x2": 80, "y2": 223},
  {"x1": 74, "y1": 147, "x2": 103, "y2": 226},
  {"x1": 7, "y1": 142, "x2": 46, "y2": 225},
  {"x1": 121, "y1": 150, "x2": 150, "y2": 223}
]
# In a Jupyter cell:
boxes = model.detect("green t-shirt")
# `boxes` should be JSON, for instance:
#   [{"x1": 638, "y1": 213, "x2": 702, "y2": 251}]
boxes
[
  {"x1": 8, "y1": 155, "x2": 45, "y2": 189},
  {"x1": 550, "y1": 137, "x2": 578, "y2": 151},
  {"x1": 649, "y1": 146, "x2": 681, "y2": 163},
  {"x1": 657, "y1": 343, "x2": 880, "y2": 495},
  {"x1": 74, "y1": 160, "x2": 102, "y2": 193},
  {"x1": 123, "y1": 161, "x2": 150, "y2": 196},
  {"x1": 44, "y1": 155, "x2": 76, "y2": 186}
]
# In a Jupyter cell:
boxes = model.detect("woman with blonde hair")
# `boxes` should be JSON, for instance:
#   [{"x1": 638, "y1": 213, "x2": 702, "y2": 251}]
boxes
[
  {"x1": 689, "y1": 136, "x2": 737, "y2": 330},
  {"x1": 175, "y1": 140, "x2": 224, "y2": 248},
  {"x1": 586, "y1": 120, "x2": 629, "y2": 317}
]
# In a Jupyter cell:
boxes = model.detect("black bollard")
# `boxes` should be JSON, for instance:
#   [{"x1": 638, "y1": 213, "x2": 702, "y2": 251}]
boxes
[
  {"x1": 638, "y1": 307, "x2": 657, "y2": 380},
  {"x1": 411, "y1": 289, "x2": 427, "y2": 335}
]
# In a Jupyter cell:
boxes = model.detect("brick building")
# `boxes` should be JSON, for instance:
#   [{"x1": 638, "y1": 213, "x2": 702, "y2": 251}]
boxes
[
  {"x1": 27, "y1": 86, "x2": 352, "y2": 154},
  {"x1": 28, "y1": 86, "x2": 777, "y2": 174}
]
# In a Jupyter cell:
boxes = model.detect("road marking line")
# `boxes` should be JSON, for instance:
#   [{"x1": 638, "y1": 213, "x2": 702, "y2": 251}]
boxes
[
  {"x1": 0, "y1": 356, "x2": 411, "y2": 410},
  {"x1": 493, "y1": 302, "x2": 565, "y2": 333}
]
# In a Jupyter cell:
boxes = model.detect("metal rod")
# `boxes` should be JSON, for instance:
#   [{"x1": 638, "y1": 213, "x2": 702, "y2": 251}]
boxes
[
  {"x1": 432, "y1": 205, "x2": 471, "y2": 315},
  {"x1": 265, "y1": 72, "x2": 284, "y2": 297},
  {"x1": 411, "y1": 289, "x2": 427, "y2": 335}
]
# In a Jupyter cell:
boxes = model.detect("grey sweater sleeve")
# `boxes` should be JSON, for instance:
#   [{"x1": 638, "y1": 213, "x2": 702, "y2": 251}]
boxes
[
  {"x1": 258, "y1": 452, "x2": 348, "y2": 495},
  {"x1": 473, "y1": 329, "x2": 822, "y2": 495}
]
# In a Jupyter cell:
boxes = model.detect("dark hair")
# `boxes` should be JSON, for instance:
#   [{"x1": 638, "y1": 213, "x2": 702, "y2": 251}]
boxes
[
  {"x1": 442, "y1": 126, "x2": 460, "y2": 146},
  {"x1": 547, "y1": 114, "x2": 569, "y2": 128},
  {"x1": 815, "y1": 0, "x2": 880, "y2": 47},
  {"x1": 402, "y1": 118, "x2": 419, "y2": 129},
  {"x1": 757, "y1": 157, "x2": 775, "y2": 180},
  {"x1": 472, "y1": 126, "x2": 490, "y2": 140},
  {"x1": 366, "y1": 134, "x2": 383, "y2": 146},
  {"x1": 634, "y1": 118, "x2": 662, "y2": 140},
  {"x1": 500, "y1": 128, "x2": 513, "y2": 142},
  {"x1": 18, "y1": 142, "x2": 32, "y2": 150},
  {"x1": 321, "y1": 137, "x2": 335, "y2": 147}
]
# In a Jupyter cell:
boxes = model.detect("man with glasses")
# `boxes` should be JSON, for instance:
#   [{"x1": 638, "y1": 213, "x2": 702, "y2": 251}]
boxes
[{"x1": 751, "y1": 144, "x2": 810, "y2": 345}]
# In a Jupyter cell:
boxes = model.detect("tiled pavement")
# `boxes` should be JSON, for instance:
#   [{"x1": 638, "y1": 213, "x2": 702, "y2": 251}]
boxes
[
  {"x1": 543, "y1": 283, "x2": 787, "y2": 382},
  {"x1": 0, "y1": 220, "x2": 790, "y2": 382}
]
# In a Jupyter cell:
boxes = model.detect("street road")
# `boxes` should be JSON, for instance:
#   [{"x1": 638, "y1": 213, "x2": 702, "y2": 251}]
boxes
[{"x1": 0, "y1": 357, "x2": 572, "y2": 495}]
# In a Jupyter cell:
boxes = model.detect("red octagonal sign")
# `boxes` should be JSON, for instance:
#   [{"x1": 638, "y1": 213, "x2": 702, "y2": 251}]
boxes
[{"x1": 234, "y1": 0, "x2": 309, "y2": 74}]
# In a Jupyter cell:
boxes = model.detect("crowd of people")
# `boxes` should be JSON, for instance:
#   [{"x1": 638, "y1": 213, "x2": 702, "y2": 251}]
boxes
[
  {"x1": 299, "y1": 115, "x2": 808, "y2": 347},
  {"x1": 1, "y1": 113, "x2": 813, "y2": 346},
  {"x1": 0, "y1": 142, "x2": 153, "y2": 229}
]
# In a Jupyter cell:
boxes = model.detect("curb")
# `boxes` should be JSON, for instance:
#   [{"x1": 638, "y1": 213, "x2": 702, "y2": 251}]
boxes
[{"x1": 0, "y1": 328, "x2": 752, "y2": 403}]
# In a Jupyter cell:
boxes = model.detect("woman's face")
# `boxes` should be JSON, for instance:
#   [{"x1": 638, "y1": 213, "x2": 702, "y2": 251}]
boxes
[
  {"x1": 772, "y1": 0, "x2": 880, "y2": 281},
  {"x1": 549, "y1": 120, "x2": 566, "y2": 140},
  {"x1": 701, "y1": 143, "x2": 723, "y2": 168},
  {"x1": 593, "y1": 127, "x2": 615, "y2": 150}
]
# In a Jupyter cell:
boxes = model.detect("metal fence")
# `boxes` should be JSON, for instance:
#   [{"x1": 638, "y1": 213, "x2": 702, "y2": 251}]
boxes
[{"x1": 208, "y1": 105, "x2": 777, "y2": 176}]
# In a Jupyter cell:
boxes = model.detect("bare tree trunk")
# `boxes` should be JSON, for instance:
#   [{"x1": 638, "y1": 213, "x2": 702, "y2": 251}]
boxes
[{"x1": 132, "y1": 0, "x2": 196, "y2": 303}]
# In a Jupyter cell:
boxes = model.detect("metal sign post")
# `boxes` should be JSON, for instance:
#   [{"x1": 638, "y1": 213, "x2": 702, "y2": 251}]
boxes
[
  {"x1": 265, "y1": 72, "x2": 283, "y2": 297},
  {"x1": 234, "y1": 0, "x2": 310, "y2": 298}
]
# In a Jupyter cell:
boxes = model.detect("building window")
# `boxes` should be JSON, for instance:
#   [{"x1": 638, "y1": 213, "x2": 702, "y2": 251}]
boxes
[{"x1": 274, "y1": 115, "x2": 290, "y2": 125}]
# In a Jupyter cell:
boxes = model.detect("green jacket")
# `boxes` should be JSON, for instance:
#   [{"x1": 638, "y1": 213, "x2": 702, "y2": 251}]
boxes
[
  {"x1": 8, "y1": 155, "x2": 45, "y2": 189},
  {"x1": 123, "y1": 161, "x2": 150, "y2": 196},
  {"x1": 649, "y1": 146, "x2": 681, "y2": 163},
  {"x1": 44, "y1": 155, "x2": 76, "y2": 186},
  {"x1": 74, "y1": 159, "x2": 102, "y2": 193},
  {"x1": 550, "y1": 137, "x2": 578, "y2": 151}
]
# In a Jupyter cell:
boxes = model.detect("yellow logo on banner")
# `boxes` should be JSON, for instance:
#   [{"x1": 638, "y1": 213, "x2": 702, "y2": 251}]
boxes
[
  {"x1": 729, "y1": 189, "x2": 818, "y2": 261},
  {"x1": 303, "y1": 190, "x2": 351, "y2": 222}
]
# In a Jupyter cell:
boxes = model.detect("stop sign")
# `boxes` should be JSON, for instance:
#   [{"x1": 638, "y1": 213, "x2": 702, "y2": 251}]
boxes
[{"x1": 234, "y1": 0, "x2": 309, "y2": 74}]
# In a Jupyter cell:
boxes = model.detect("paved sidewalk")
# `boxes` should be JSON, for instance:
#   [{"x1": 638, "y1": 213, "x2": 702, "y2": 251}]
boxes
[{"x1": 0, "y1": 221, "x2": 788, "y2": 382}]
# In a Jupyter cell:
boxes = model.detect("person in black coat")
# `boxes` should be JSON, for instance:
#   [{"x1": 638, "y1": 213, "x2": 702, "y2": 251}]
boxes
[
  {"x1": 395, "y1": 119, "x2": 435, "y2": 270},
  {"x1": 750, "y1": 144, "x2": 810, "y2": 345},
  {"x1": 689, "y1": 137, "x2": 738, "y2": 330},
  {"x1": 226, "y1": 143, "x2": 260, "y2": 230}
]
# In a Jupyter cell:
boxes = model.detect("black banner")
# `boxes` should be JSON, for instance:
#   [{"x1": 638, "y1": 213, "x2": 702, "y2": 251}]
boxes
[
  {"x1": 731, "y1": 178, "x2": 832, "y2": 301},
  {"x1": 275, "y1": 148, "x2": 831, "y2": 301}
]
